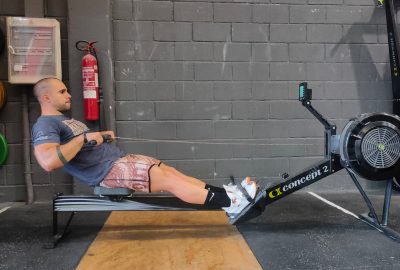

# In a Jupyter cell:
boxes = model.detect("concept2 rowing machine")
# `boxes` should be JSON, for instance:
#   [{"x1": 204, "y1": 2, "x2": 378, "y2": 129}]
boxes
[
  {"x1": 230, "y1": 82, "x2": 400, "y2": 243},
  {"x1": 49, "y1": 82, "x2": 400, "y2": 247}
]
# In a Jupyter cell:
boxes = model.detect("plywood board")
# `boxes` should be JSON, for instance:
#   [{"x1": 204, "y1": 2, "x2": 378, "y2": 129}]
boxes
[{"x1": 77, "y1": 211, "x2": 262, "y2": 270}]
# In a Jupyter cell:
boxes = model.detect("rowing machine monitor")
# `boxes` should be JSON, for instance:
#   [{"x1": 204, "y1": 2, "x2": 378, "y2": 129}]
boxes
[{"x1": 299, "y1": 82, "x2": 312, "y2": 102}]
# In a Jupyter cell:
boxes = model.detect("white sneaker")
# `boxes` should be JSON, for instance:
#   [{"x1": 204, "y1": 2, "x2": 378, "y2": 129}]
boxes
[
  {"x1": 222, "y1": 184, "x2": 249, "y2": 217},
  {"x1": 241, "y1": 176, "x2": 257, "y2": 199}
]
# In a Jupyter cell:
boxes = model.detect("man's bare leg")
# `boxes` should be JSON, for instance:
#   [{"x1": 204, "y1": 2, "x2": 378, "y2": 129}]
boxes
[
  {"x1": 160, "y1": 164, "x2": 227, "y2": 194},
  {"x1": 160, "y1": 163, "x2": 206, "y2": 188},
  {"x1": 150, "y1": 165, "x2": 208, "y2": 204},
  {"x1": 150, "y1": 163, "x2": 256, "y2": 215}
]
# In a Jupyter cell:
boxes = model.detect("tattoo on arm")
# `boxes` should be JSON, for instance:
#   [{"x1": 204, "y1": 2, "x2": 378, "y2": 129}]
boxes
[{"x1": 56, "y1": 146, "x2": 68, "y2": 165}]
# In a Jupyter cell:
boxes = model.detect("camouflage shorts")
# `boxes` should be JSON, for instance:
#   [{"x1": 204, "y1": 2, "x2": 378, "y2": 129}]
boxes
[{"x1": 99, "y1": 154, "x2": 161, "y2": 193}]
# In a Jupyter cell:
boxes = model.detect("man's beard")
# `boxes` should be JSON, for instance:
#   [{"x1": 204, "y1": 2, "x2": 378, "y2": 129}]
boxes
[{"x1": 58, "y1": 104, "x2": 70, "y2": 113}]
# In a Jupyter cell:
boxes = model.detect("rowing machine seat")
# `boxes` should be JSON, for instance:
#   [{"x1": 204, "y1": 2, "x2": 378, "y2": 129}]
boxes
[{"x1": 94, "y1": 186, "x2": 133, "y2": 196}]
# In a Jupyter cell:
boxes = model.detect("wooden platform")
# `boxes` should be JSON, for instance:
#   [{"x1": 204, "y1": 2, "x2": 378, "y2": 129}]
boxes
[{"x1": 76, "y1": 211, "x2": 262, "y2": 270}]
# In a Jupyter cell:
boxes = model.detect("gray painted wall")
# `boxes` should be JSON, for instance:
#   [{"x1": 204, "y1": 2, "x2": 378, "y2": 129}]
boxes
[{"x1": 0, "y1": 0, "x2": 394, "y2": 202}]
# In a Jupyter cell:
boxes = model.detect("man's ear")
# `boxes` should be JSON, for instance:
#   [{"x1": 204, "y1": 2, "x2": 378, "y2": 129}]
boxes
[{"x1": 42, "y1": 94, "x2": 51, "y2": 103}]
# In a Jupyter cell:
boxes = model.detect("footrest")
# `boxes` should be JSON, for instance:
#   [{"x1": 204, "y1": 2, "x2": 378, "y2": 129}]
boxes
[
  {"x1": 94, "y1": 186, "x2": 133, "y2": 196},
  {"x1": 229, "y1": 190, "x2": 267, "y2": 225}
]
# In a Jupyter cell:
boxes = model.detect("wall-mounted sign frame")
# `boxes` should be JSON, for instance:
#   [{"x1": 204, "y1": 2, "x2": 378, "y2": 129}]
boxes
[{"x1": 6, "y1": 17, "x2": 61, "y2": 84}]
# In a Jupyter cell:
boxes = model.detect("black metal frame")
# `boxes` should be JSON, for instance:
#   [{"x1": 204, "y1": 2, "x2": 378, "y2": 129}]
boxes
[{"x1": 48, "y1": 82, "x2": 400, "y2": 248}]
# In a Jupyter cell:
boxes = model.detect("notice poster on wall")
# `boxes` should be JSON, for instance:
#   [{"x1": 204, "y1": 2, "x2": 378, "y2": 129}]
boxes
[{"x1": 6, "y1": 17, "x2": 62, "y2": 84}]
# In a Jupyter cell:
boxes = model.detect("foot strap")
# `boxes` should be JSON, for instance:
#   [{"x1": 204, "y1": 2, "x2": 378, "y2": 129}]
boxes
[{"x1": 230, "y1": 176, "x2": 255, "y2": 204}]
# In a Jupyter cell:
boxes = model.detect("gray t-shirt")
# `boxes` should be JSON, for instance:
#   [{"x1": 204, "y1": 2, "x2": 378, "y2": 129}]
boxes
[{"x1": 31, "y1": 115, "x2": 124, "y2": 186}]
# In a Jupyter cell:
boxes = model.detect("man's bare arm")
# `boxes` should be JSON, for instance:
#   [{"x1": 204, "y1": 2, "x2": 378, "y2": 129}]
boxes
[
  {"x1": 34, "y1": 134, "x2": 85, "y2": 172},
  {"x1": 33, "y1": 131, "x2": 116, "y2": 172}
]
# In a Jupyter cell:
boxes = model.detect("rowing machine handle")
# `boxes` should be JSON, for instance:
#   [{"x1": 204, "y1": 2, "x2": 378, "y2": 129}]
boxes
[
  {"x1": 88, "y1": 134, "x2": 112, "y2": 145},
  {"x1": 102, "y1": 134, "x2": 112, "y2": 143}
]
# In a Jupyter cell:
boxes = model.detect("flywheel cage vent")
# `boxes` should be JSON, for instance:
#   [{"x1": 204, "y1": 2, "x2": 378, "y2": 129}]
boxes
[{"x1": 361, "y1": 127, "x2": 400, "y2": 169}]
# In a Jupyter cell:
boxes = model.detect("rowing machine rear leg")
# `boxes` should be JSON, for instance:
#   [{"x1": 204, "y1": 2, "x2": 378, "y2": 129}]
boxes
[
  {"x1": 43, "y1": 194, "x2": 76, "y2": 249},
  {"x1": 44, "y1": 212, "x2": 76, "y2": 249}
]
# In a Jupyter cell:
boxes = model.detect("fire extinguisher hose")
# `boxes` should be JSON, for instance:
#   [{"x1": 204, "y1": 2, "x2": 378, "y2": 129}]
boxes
[{"x1": 76, "y1": 40, "x2": 99, "y2": 60}]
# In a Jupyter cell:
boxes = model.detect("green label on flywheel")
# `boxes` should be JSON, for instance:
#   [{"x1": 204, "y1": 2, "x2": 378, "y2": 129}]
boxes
[{"x1": 377, "y1": 143, "x2": 385, "y2": 151}]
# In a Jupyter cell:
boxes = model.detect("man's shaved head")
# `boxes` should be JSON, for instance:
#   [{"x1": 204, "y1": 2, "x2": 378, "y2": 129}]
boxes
[
  {"x1": 33, "y1": 77, "x2": 71, "y2": 114},
  {"x1": 33, "y1": 77, "x2": 59, "y2": 102}
]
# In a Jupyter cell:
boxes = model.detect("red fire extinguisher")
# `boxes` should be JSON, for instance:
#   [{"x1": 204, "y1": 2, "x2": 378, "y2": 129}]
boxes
[{"x1": 76, "y1": 41, "x2": 99, "y2": 121}]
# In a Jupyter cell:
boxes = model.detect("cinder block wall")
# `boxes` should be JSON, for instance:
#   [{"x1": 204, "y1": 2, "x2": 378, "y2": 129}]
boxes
[
  {"x1": 112, "y1": 0, "x2": 392, "y2": 192},
  {"x1": 0, "y1": 0, "x2": 72, "y2": 202}
]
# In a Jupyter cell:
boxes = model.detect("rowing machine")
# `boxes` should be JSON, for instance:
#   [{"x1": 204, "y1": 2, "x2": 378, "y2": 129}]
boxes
[
  {"x1": 49, "y1": 82, "x2": 400, "y2": 247},
  {"x1": 231, "y1": 82, "x2": 400, "y2": 243}
]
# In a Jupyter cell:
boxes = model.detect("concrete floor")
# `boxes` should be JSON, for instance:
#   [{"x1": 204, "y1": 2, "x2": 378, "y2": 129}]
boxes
[
  {"x1": 237, "y1": 192, "x2": 400, "y2": 270},
  {"x1": 0, "y1": 192, "x2": 399, "y2": 270}
]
